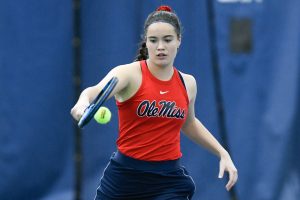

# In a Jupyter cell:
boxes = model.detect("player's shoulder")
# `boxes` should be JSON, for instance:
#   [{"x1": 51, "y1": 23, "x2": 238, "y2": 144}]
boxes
[
  {"x1": 110, "y1": 61, "x2": 140, "y2": 76},
  {"x1": 113, "y1": 61, "x2": 140, "y2": 73},
  {"x1": 177, "y1": 71, "x2": 197, "y2": 99},
  {"x1": 178, "y1": 71, "x2": 196, "y2": 87}
]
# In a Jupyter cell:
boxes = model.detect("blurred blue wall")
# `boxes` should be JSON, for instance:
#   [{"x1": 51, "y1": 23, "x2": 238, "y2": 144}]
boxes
[{"x1": 0, "y1": 0, "x2": 299, "y2": 200}]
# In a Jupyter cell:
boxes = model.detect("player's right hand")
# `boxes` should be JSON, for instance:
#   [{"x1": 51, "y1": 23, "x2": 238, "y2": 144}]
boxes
[{"x1": 70, "y1": 103, "x2": 89, "y2": 121}]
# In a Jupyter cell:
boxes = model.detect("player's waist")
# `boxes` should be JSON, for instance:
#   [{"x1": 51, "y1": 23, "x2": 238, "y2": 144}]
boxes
[{"x1": 112, "y1": 150, "x2": 181, "y2": 171}]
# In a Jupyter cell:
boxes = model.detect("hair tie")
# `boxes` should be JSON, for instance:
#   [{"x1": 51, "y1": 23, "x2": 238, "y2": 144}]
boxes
[{"x1": 156, "y1": 5, "x2": 172, "y2": 12}]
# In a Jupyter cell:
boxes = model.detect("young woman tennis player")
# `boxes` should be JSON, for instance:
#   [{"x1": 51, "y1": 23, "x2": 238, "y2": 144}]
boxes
[{"x1": 71, "y1": 5, "x2": 238, "y2": 199}]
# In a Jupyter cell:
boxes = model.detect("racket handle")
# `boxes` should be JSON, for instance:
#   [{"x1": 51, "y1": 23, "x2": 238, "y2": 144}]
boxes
[{"x1": 78, "y1": 104, "x2": 95, "y2": 128}]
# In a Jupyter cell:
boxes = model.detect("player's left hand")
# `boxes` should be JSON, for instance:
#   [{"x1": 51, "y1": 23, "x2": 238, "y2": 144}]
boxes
[{"x1": 218, "y1": 152, "x2": 238, "y2": 191}]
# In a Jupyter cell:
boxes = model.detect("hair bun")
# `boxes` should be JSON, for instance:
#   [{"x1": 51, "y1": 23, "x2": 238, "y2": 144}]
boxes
[{"x1": 156, "y1": 5, "x2": 172, "y2": 12}]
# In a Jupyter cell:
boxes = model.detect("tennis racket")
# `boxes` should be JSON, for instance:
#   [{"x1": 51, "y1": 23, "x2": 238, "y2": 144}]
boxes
[{"x1": 78, "y1": 76, "x2": 118, "y2": 128}]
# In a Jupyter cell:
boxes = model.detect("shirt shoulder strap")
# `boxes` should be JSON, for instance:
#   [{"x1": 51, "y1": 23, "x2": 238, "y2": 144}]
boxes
[{"x1": 177, "y1": 70, "x2": 186, "y2": 90}]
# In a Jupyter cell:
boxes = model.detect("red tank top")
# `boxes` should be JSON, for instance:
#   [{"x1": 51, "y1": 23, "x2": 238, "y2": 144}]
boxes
[{"x1": 116, "y1": 60, "x2": 189, "y2": 161}]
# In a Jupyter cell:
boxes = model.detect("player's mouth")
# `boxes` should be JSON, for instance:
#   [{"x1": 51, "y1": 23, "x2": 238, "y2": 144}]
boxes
[{"x1": 156, "y1": 53, "x2": 167, "y2": 59}]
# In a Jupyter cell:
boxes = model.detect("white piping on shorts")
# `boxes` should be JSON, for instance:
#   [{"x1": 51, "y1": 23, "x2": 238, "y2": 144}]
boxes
[
  {"x1": 93, "y1": 160, "x2": 111, "y2": 200},
  {"x1": 180, "y1": 167, "x2": 196, "y2": 200}
]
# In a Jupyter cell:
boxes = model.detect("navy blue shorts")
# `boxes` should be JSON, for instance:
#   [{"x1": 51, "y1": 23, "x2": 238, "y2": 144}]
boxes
[{"x1": 94, "y1": 151, "x2": 195, "y2": 200}]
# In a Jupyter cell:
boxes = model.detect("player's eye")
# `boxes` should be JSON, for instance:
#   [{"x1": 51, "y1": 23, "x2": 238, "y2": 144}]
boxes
[
  {"x1": 149, "y1": 39, "x2": 157, "y2": 43},
  {"x1": 164, "y1": 36, "x2": 174, "y2": 43}
]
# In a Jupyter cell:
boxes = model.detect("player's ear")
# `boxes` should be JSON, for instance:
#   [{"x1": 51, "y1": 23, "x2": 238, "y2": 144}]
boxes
[
  {"x1": 177, "y1": 37, "x2": 181, "y2": 51},
  {"x1": 177, "y1": 36, "x2": 181, "y2": 48}
]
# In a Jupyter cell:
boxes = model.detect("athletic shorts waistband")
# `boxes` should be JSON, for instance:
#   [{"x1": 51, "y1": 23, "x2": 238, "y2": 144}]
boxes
[{"x1": 112, "y1": 151, "x2": 181, "y2": 171}]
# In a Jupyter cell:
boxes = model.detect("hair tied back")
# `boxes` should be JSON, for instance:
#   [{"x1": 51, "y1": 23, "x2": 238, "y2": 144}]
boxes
[{"x1": 156, "y1": 5, "x2": 172, "y2": 12}]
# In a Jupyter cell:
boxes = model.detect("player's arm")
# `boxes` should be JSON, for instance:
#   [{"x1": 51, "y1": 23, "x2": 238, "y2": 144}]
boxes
[
  {"x1": 181, "y1": 74, "x2": 238, "y2": 191},
  {"x1": 71, "y1": 64, "x2": 131, "y2": 121}
]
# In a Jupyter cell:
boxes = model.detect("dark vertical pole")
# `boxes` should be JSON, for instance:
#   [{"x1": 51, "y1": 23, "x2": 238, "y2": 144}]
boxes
[
  {"x1": 72, "y1": 0, "x2": 82, "y2": 200},
  {"x1": 206, "y1": 1, "x2": 238, "y2": 200}
]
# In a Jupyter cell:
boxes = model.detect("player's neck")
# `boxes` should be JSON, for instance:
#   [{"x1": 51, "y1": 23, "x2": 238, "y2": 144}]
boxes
[{"x1": 146, "y1": 60, "x2": 174, "y2": 81}]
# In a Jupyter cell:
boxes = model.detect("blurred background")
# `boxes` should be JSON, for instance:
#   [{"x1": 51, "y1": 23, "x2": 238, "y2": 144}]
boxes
[{"x1": 0, "y1": 0, "x2": 299, "y2": 200}]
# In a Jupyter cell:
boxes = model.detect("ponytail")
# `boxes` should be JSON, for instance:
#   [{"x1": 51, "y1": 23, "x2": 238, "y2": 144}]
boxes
[{"x1": 134, "y1": 41, "x2": 148, "y2": 61}]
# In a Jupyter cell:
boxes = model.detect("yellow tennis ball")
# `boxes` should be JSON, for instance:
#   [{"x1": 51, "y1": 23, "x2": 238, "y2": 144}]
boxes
[{"x1": 94, "y1": 107, "x2": 111, "y2": 124}]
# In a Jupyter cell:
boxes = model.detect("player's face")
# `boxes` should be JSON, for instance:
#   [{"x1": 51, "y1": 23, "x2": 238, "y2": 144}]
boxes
[{"x1": 146, "y1": 22, "x2": 181, "y2": 67}]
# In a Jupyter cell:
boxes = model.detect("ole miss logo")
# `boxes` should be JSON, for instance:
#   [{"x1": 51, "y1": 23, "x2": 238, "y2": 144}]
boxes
[{"x1": 136, "y1": 100, "x2": 185, "y2": 119}]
